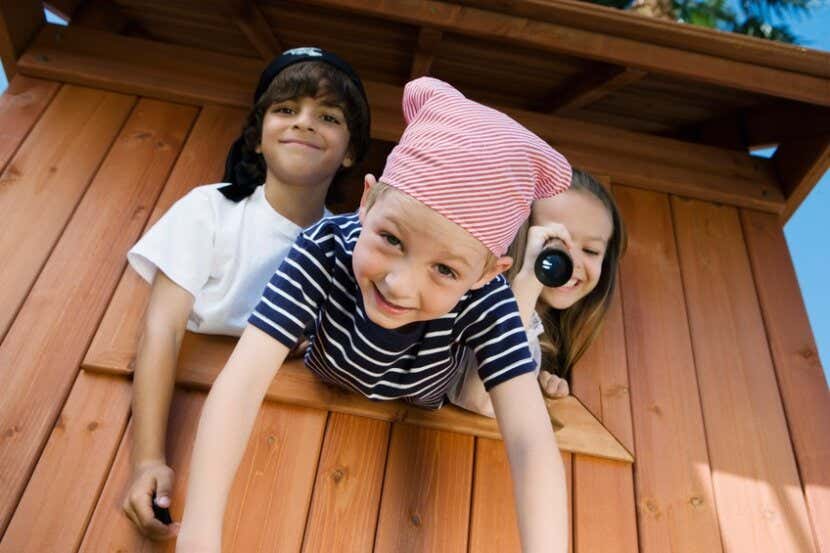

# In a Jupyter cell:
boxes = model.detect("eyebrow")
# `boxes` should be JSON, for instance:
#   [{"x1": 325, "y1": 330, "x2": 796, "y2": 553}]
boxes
[{"x1": 380, "y1": 213, "x2": 475, "y2": 271}]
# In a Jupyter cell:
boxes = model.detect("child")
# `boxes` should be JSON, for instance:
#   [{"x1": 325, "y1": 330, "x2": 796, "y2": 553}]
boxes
[
  {"x1": 449, "y1": 170, "x2": 627, "y2": 417},
  {"x1": 175, "y1": 77, "x2": 572, "y2": 553},
  {"x1": 121, "y1": 47, "x2": 371, "y2": 540}
]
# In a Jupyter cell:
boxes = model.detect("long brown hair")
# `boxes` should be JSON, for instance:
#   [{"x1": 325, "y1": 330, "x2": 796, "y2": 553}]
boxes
[{"x1": 507, "y1": 170, "x2": 627, "y2": 378}]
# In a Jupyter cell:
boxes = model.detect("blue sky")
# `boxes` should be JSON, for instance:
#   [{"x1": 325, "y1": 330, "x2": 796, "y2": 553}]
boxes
[{"x1": 1, "y1": 7, "x2": 828, "y2": 384}]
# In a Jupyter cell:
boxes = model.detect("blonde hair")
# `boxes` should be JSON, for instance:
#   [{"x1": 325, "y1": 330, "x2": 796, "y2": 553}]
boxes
[{"x1": 507, "y1": 170, "x2": 627, "y2": 378}]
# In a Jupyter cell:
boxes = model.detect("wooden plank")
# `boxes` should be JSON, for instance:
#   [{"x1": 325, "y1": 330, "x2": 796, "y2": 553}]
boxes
[
  {"x1": 302, "y1": 0, "x2": 830, "y2": 107},
  {"x1": 80, "y1": 391, "x2": 327, "y2": 552},
  {"x1": 614, "y1": 185, "x2": 724, "y2": 553},
  {"x1": 546, "y1": 66, "x2": 647, "y2": 115},
  {"x1": 774, "y1": 135, "x2": 830, "y2": 222},
  {"x1": 0, "y1": 99, "x2": 196, "y2": 535},
  {"x1": 374, "y1": 424, "x2": 474, "y2": 553},
  {"x1": 227, "y1": 0, "x2": 283, "y2": 60},
  {"x1": 0, "y1": 76, "x2": 59, "y2": 174},
  {"x1": 79, "y1": 389, "x2": 203, "y2": 553},
  {"x1": 0, "y1": 85, "x2": 135, "y2": 342},
  {"x1": 741, "y1": 209, "x2": 830, "y2": 553},
  {"x1": 672, "y1": 196, "x2": 818, "y2": 553},
  {"x1": 570, "y1": 283, "x2": 639, "y2": 553},
  {"x1": 84, "y1": 332, "x2": 633, "y2": 462},
  {"x1": 0, "y1": 0, "x2": 43, "y2": 79},
  {"x1": 18, "y1": 24, "x2": 786, "y2": 213},
  {"x1": 409, "y1": 27, "x2": 442, "y2": 79},
  {"x1": 220, "y1": 405, "x2": 327, "y2": 552},
  {"x1": 469, "y1": 438, "x2": 573, "y2": 553},
  {"x1": 0, "y1": 372, "x2": 132, "y2": 553},
  {"x1": 572, "y1": 456, "x2": 637, "y2": 553},
  {"x1": 82, "y1": 104, "x2": 246, "y2": 374},
  {"x1": 301, "y1": 413, "x2": 390, "y2": 553}
]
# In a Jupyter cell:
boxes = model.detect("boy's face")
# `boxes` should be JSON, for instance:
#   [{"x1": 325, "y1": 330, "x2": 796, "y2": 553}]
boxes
[
  {"x1": 354, "y1": 185, "x2": 506, "y2": 329},
  {"x1": 257, "y1": 95, "x2": 353, "y2": 186}
]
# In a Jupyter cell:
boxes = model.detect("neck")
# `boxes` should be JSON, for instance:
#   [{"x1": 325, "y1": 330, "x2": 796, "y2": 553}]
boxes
[{"x1": 263, "y1": 172, "x2": 330, "y2": 227}]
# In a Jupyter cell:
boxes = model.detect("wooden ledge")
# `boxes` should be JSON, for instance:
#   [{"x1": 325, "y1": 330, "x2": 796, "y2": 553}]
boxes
[{"x1": 84, "y1": 332, "x2": 634, "y2": 463}]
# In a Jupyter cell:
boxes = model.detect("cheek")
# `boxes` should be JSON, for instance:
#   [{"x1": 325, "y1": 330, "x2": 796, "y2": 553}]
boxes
[{"x1": 584, "y1": 258, "x2": 603, "y2": 292}]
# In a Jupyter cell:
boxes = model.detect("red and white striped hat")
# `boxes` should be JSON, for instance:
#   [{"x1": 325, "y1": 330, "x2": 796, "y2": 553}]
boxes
[{"x1": 380, "y1": 77, "x2": 572, "y2": 256}]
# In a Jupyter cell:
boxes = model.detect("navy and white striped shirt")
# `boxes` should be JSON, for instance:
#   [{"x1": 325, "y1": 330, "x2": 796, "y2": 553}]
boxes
[{"x1": 249, "y1": 214, "x2": 536, "y2": 410}]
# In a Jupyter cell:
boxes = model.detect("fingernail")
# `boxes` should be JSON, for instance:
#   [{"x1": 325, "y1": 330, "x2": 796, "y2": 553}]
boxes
[{"x1": 156, "y1": 496, "x2": 170, "y2": 507}]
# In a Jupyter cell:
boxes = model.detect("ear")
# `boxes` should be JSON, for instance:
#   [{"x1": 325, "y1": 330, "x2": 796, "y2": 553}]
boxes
[
  {"x1": 358, "y1": 173, "x2": 377, "y2": 223},
  {"x1": 341, "y1": 149, "x2": 355, "y2": 169},
  {"x1": 471, "y1": 256, "x2": 513, "y2": 290}
]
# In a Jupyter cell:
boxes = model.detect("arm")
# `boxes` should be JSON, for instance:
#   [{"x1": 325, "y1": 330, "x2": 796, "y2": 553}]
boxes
[
  {"x1": 124, "y1": 271, "x2": 194, "y2": 539},
  {"x1": 490, "y1": 372, "x2": 568, "y2": 553},
  {"x1": 176, "y1": 325, "x2": 289, "y2": 552}
]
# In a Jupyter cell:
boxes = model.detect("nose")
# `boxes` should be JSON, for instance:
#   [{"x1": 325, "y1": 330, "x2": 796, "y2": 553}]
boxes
[
  {"x1": 381, "y1": 266, "x2": 414, "y2": 302},
  {"x1": 293, "y1": 105, "x2": 316, "y2": 131}
]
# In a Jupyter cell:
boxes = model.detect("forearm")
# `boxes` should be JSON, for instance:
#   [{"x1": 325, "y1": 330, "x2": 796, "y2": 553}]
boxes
[
  {"x1": 511, "y1": 270, "x2": 544, "y2": 328},
  {"x1": 507, "y1": 431, "x2": 568, "y2": 553},
  {"x1": 132, "y1": 328, "x2": 182, "y2": 466},
  {"x1": 178, "y1": 366, "x2": 267, "y2": 541}
]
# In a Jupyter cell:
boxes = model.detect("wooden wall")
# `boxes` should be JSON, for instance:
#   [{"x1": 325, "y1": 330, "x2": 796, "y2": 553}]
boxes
[{"x1": 0, "y1": 74, "x2": 827, "y2": 553}]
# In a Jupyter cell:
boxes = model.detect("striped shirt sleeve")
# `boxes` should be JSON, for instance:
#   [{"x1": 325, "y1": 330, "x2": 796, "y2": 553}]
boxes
[
  {"x1": 457, "y1": 276, "x2": 536, "y2": 391},
  {"x1": 248, "y1": 228, "x2": 334, "y2": 349}
]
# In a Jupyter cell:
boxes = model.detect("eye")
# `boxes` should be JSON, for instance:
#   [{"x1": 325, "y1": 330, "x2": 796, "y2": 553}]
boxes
[
  {"x1": 321, "y1": 113, "x2": 342, "y2": 124},
  {"x1": 380, "y1": 232, "x2": 401, "y2": 247},
  {"x1": 435, "y1": 264, "x2": 458, "y2": 280},
  {"x1": 271, "y1": 104, "x2": 294, "y2": 115},
  {"x1": 583, "y1": 248, "x2": 603, "y2": 258}
]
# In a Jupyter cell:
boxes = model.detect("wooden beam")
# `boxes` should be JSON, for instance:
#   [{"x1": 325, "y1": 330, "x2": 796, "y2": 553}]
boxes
[
  {"x1": 545, "y1": 65, "x2": 647, "y2": 115},
  {"x1": 302, "y1": 0, "x2": 830, "y2": 107},
  {"x1": 466, "y1": 0, "x2": 830, "y2": 79},
  {"x1": 71, "y1": 0, "x2": 130, "y2": 34},
  {"x1": 684, "y1": 102, "x2": 830, "y2": 150},
  {"x1": 409, "y1": 27, "x2": 442, "y2": 79},
  {"x1": 0, "y1": 0, "x2": 44, "y2": 79},
  {"x1": 82, "y1": 340, "x2": 633, "y2": 462},
  {"x1": 17, "y1": 24, "x2": 786, "y2": 212},
  {"x1": 227, "y1": 0, "x2": 283, "y2": 61},
  {"x1": 774, "y1": 135, "x2": 830, "y2": 221}
]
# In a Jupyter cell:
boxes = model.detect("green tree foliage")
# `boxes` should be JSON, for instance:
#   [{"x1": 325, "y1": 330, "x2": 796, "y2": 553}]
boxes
[{"x1": 595, "y1": 0, "x2": 816, "y2": 43}]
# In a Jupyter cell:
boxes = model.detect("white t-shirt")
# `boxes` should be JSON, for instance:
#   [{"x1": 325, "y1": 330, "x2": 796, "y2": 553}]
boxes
[
  {"x1": 447, "y1": 311, "x2": 545, "y2": 418},
  {"x1": 128, "y1": 183, "x2": 330, "y2": 336}
]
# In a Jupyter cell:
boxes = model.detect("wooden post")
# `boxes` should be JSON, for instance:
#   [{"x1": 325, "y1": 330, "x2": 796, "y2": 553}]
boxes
[{"x1": 0, "y1": 0, "x2": 44, "y2": 79}]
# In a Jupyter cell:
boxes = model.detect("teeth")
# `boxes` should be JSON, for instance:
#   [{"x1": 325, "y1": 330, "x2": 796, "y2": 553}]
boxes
[{"x1": 565, "y1": 278, "x2": 578, "y2": 287}]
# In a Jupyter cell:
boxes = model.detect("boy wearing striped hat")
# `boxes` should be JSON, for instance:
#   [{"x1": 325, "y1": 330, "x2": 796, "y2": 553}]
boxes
[{"x1": 177, "y1": 77, "x2": 572, "y2": 553}]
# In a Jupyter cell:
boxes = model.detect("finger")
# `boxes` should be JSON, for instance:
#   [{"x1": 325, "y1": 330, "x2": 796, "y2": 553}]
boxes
[
  {"x1": 154, "y1": 472, "x2": 174, "y2": 508},
  {"x1": 133, "y1": 495, "x2": 175, "y2": 540}
]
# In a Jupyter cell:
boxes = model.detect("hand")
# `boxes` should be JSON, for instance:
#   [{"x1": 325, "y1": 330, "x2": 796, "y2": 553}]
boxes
[
  {"x1": 519, "y1": 222, "x2": 576, "y2": 280},
  {"x1": 123, "y1": 460, "x2": 179, "y2": 540},
  {"x1": 538, "y1": 371, "x2": 570, "y2": 398}
]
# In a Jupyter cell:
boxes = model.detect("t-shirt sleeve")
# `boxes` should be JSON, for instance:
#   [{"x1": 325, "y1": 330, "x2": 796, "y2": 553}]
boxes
[
  {"x1": 248, "y1": 229, "x2": 334, "y2": 348},
  {"x1": 127, "y1": 188, "x2": 215, "y2": 297},
  {"x1": 457, "y1": 276, "x2": 537, "y2": 391}
]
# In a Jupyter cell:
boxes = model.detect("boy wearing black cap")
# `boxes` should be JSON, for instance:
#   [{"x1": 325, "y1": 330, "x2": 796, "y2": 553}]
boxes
[{"x1": 122, "y1": 47, "x2": 370, "y2": 539}]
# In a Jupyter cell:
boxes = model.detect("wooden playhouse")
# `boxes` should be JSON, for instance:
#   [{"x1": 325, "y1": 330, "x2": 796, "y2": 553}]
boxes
[{"x1": 0, "y1": 0, "x2": 828, "y2": 551}]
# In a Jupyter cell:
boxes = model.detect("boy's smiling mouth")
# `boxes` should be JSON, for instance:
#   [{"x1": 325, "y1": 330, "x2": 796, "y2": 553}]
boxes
[
  {"x1": 280, "y1": 139, "x2": 321, "y2": 150},
  {"x1": 371, "y1": 283, "x2": 414, "y2": 315}
]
